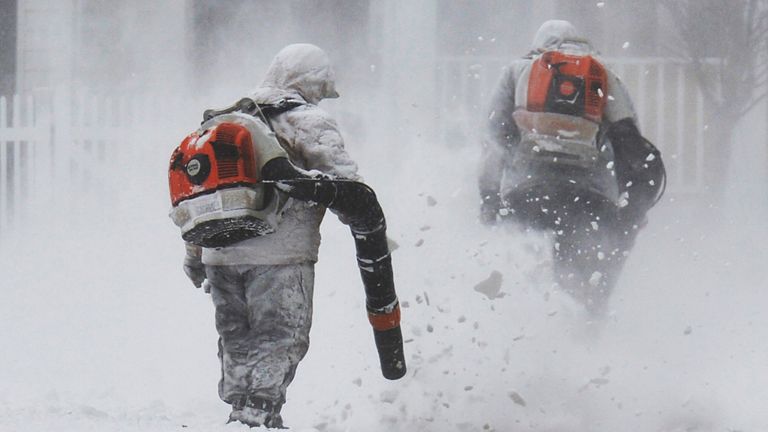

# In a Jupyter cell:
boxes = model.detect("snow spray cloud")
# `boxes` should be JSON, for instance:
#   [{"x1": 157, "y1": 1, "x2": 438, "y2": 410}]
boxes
[{"x1": 1, "y1": 1, "x2": 767, "y2": 431}]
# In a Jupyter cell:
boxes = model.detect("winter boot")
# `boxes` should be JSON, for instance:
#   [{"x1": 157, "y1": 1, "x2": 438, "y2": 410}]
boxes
[{"x1": 228, "y1": 396, "x2": 285, "y2": 429}]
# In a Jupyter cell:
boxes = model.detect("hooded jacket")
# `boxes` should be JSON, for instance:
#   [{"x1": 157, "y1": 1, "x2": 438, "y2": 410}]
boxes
[
  {"x1": 203, "y1": 44, "x2": 359, "y2": 266},
  {"x1": 478, "y1": 20, "x2": 640, "y2": 207}
]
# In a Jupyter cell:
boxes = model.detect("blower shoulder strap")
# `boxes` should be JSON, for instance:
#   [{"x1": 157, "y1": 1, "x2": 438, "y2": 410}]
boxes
[
  {"x1": 201, "y1": 97, "x2": 305, "y2": 126},
  {"x1": 257, "y1": 99, "x2": 305, "y2": 118},
  {"x1": 202, "y1": 98, "x2": 255, "y2": 123},
  {"x1": 252, "y1": 99, "x2": 305, "y2": 133},
  {"x1": 200, "y1": 97, "x2": 305, "y2": 162}
]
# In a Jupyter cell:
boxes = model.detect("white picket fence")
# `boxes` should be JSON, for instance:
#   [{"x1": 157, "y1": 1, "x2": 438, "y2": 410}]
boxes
[
  {"x1": 0, "y1": 94, "x2": 44, "y2": 234},
  {"x1": 610, "y1": 58, "x2": 706, "y2": 194},
  {"x1": 0, "y1": 58, "x2": 713, "y2": 238},
  {"x1": 0, "y1": 88, "x2": 184, "y2": 238},
  {"x1": 436, "y1": 56, "x2": 708, "y2": 195}
]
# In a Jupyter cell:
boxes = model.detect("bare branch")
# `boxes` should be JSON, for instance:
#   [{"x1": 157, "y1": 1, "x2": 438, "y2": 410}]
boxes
[
  {"x1": 753, "y1": 61, "x2": 768, "y2": 82},
  {"x1": 738, "y1": 90, "x2": 767, "y2": 118},
  {"x1": 746, "y1": 0, "x2": 759, "y2": 28},
  {"x1": 745, "y1": 28, "x2": 768, "y2": 50},
  {"x1": 748, "y1": 9, "x2": 768, "y2": 35},
  {"x1": 753, "y1": 77, "x2": 768, "y2": 91},
  {"x1": 660, "y1": 0, "x2": 768, "y2": 113},
  {"x1": 694, "y1": 69, "x2": 720, "y2": 106}
]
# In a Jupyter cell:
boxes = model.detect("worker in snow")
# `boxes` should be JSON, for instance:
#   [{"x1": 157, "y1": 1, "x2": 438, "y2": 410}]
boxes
[
  {"x1": 183, "y1": 43, "x2": 360, "y2": 428},
  {"x1": 478, "y1": 20, "x2": 666, "y2": 315}
]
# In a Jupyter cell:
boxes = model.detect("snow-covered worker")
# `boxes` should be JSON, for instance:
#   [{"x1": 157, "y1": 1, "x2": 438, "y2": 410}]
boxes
[
  {"x1": 183, "y1": 43, "x2": 359, "y2": 428},
  {"x1": 478, "y1": 20, "x2": 665, "y2": 314}
]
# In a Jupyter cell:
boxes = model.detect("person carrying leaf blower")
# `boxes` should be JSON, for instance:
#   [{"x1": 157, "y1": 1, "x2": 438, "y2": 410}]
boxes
[
  {"x1": 478, "y1": 21, "x2": 666, "y2": 316},
  {"x1": 169, "y1": 44, "x2": 405, "y2": 429}
]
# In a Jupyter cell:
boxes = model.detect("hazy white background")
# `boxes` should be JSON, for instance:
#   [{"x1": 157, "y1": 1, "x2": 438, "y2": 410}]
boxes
[{"x1": 1, "y1": 1, "x2": 767, "y2": 431}]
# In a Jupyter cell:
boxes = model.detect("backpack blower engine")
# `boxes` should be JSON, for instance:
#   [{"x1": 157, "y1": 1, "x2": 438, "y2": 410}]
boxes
[{"x1": 168, "y1": 108, "x2": 406, "y2": 380}]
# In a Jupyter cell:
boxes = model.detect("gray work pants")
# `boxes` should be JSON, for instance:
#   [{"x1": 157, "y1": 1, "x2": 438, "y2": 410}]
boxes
[{"x1": 205, "y1": 263, "x2": 314, "y2": 407}]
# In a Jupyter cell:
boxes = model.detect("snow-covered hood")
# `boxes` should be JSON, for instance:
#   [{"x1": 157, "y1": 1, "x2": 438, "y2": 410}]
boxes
[
  {"x1": 259, "y1": 43, "x2": 338, "y2": 105},
  {"x1": 530, "y1": 20, "x2": 594, "y2": 55}
]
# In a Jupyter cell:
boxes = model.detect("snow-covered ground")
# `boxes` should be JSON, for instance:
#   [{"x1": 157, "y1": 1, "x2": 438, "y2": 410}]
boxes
[{"x1": 1, "y1": 112, "x2": 767, "y2": 432}]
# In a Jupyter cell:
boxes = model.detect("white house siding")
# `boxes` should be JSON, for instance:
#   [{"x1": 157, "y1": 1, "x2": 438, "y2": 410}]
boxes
[
  {"x1": 16, "y1": 0, "x2": 188, "y2": 95},
  {"x1": 16, "y1": 0, "x2": 75, "y2": 93}
]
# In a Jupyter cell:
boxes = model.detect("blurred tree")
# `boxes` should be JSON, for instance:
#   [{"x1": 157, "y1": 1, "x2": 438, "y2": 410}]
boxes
[
  {"x1": 662, "y1": 0, "x2": 768, "y2": 198},
  {"x1": 557, "y1": 0, "x2": 662, "y2": 56},
  {"x1": 0, "y1": 0, "x2": 17, "y2": 96}
]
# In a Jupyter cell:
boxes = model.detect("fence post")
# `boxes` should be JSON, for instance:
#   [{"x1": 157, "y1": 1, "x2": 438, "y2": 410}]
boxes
[
  {"x1": 31, "y1": 89, "x2": 54, "y2": 209},
  {"x1": 0, "y1": 96, "x2": 7, "y2": 233},
  {"x1": 52, "y1": 86, "x2": 73, "y2": 211},
  {"x1": 11, "y1": 95, "x2": 21, "y2": 226}
]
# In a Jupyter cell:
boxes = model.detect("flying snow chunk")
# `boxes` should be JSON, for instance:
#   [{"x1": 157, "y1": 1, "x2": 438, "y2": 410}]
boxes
[
  {"x1": 380, "y1": 390, "x2": 398, "y2": 404},
  {"x1": 589, "y1": 271, "x2": 603, "y2": 287},
  {"x1": 622, "y1": 41, "x2": 631, "y2": 49},
  {"x1": 618, "y1": 192, "x2": 629, "y2": 208},
  {"x1": 606, "y1": 161, "x2": 614, "y2": 169},
  {"x1": 474, "y1": 270, "x2": 505, "y2": 300},
  {"x1": 588, "y1": 377, "x2": 610, "y2": 388},
  {"x1": 508, "y1": 391, "x2": 527, "y2": 407},
  {"x1": 597, "y1": 1, "x2": 605, "y2": 7},
  {"x1": 646, "y1": 153, "x2": 656, "y2": 161}
]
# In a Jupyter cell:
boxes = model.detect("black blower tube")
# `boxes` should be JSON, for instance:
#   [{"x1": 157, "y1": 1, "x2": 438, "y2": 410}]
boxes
[{"x1": 262, "y1": 158, "x2": 406, "y2": 380}]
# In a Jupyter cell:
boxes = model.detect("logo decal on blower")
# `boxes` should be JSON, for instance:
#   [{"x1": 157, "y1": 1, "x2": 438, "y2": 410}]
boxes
[
  {"x1": 186, "y1": 159, "x2": 201, "y2": 176},
  {"x1": 185, "y1": 155, "x2": 211, "y2": 185}
]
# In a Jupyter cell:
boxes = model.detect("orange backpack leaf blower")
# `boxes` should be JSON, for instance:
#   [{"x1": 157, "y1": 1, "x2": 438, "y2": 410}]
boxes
[{"x1": 168, "y1": 107, "x2": 406, "y2": 380}]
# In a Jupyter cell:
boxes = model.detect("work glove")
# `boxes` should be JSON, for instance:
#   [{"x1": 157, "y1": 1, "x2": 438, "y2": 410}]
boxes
[
  {"x1": 183, "y1": 243, "x2": 206, "y2": 288},
  {"x1": 480, "y1": 192, "x2": 502, "y2": 225}
]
